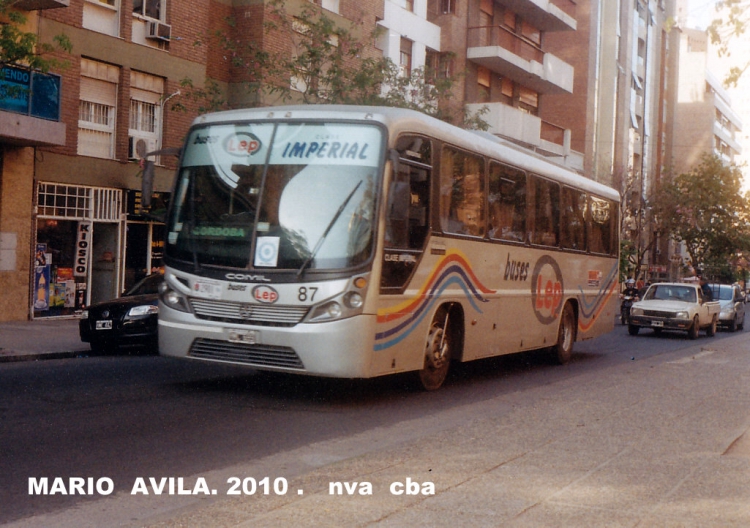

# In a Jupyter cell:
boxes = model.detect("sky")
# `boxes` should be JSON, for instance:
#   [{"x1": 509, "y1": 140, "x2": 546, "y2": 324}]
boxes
[{"x1": 687, "y1": 0, "x2": 718, "y2": 29}]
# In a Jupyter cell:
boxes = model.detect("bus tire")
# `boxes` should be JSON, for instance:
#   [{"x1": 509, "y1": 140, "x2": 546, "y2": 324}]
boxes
[
  {"x1": 416, "y1": 307, "x2": 454, "y2": 391},
  {"x1": 553, "y1": 303, "x2": 576, "y2": 365}
]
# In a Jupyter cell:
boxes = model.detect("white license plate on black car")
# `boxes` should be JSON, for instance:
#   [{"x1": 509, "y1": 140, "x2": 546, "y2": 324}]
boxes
[
  {"x1": 95, "y1": 320, "x2": 113, "y2": 330},
  {"x1": 228, "y1": 329, "x2": 259, "y2": 344}
]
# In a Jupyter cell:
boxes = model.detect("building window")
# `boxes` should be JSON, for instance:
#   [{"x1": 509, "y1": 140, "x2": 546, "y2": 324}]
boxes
[
  {"x1": 426, "y1": 50, "x2": 452, "y2": 83},
  {"x1": 395, "y1": 0, "x2": 414, "y2": 11},
  {"x1": 78, "y1": 60, "x2": 119, "y2": 159},
  {"x1": 518, "y1": 85, "x2": 539, "y2": 113},
  {"x1": 133, "y1": 0, "x2": 163, "y2": 20},
  {"x1": 400, "y1": 37, "x2": 413, "y2": 77},
  {"x1": 477, "y1": 66, "x2": 491, "y2": 103},
  {"x1": 441, "y1": 0, "x2": 456, "y2": 14},
  {"x1": 308, "y1": 0, "x2": 340, "y2": 12},
  {"x1": 129, "y1": 100, "x2": 156, "y2": 133},
  {"x1": 83, "y1": 0, "x2": 120, "y2": 36},
  {"x1": 129, "y1": 71, "x2": 164, "y2": 161}
]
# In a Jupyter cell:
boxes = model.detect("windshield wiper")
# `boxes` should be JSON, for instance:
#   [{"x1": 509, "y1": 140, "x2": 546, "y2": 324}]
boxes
[{"x1": 297, "y1": 180, "x2": 363, "y2": 277}]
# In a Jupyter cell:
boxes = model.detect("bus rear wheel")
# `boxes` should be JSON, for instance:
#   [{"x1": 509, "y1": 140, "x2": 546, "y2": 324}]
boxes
[
  {"x1": 416, "y1": 308, "x2": 453, "y2": 391},
  {"x1": 553, "y1": 303, "x2": 576, "y2": 365}
]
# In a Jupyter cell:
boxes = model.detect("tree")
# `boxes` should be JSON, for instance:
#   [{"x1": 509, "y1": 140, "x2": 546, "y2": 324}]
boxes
[
  {"x1": 658, "y1": 153, "x2": 750, "y2": 279},
  {"x1": 0, "y1": 1, "x2": 71, "y2": 72},
  {"x1": 618, "y1": 165, "x2": 674, "y2": 282},
  {"x1": 708, "y1": 0, "x2": 750, "y2": 86},
  {"x1": 181, "y1": 0, "x2": 487, "y2": 129}
]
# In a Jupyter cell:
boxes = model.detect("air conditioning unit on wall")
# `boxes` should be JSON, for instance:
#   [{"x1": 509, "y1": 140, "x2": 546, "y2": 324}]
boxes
[
  {"x1": 128, "y1": 136, "x2": 157, "y2": 160},
  {"x1": 146, "y1": 20, "x2": 171, "y2": 42}
]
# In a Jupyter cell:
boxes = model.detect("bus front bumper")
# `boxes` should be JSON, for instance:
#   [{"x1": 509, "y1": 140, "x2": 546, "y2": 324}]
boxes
[{"x1": 158, "y1": 314, "x2": 376, "y2": 378}]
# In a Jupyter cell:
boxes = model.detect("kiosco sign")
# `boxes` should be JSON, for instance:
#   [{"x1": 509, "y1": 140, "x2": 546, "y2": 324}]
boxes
[{"x1": 74, "y1": 222, "x2": 92, "y2": 277}]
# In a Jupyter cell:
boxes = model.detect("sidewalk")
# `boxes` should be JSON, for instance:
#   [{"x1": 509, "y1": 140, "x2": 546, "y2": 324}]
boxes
[{"x1": 0, "y1": 318, "x2": 90, "y2": 363}]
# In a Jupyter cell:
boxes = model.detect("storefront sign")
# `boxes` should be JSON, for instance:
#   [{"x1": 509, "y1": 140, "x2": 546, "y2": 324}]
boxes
[
  {"x1": 0, "y1": 65, "x2": 61, "y2": 120},
  {"x1": 75, "y1": 222, "x2": 92, "y2": 277}
]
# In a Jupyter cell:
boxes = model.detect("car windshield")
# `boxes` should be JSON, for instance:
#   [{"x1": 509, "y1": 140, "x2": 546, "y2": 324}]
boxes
[
  {"x1": 126, "y1": 273, "x2": 163, "y2": 296},
  {"x1": 644, "y1": 285, "x2": 696, "y2": 303},
  {"x1": 166, "y1": 121, "x2": 382, "y2": 272},
  {"x1": 708, "y1": 284, "x2": 733, "y2": 301}
]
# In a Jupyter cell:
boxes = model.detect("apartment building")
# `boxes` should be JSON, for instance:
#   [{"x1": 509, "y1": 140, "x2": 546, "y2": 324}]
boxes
[{"x1": 672, "y1": 28, "x2": 743, "y2": 175}]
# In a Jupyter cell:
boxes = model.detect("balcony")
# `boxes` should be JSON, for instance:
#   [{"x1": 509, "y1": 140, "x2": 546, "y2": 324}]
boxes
[
  {"x1": 467, "y1": 101, "x2": 578, "y2": 167},
  {"x1": 498, "y1": 0, "x2": 576, "y2": 32},
  {"x1": 0, "y1": 65, "x2": 65, "y2": 147},
  {"x1": 467, "y1": 26, "x2": 574, "y2": 94}
]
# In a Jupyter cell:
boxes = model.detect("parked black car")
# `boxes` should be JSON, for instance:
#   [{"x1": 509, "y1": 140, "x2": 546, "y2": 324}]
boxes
[{"x1": 79, "y1": 272, "x2": 162, "y2": 353}]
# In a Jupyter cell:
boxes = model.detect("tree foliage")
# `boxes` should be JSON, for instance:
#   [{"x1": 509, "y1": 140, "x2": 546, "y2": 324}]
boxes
[
  {"x1": 708, "y1": 0, "x2": 750, "y2": 86},
  {"x1": 657, "y1": 153, "x2": 750, "y2": 277},
  {"x1": 0, "y1": 0, "x2": 71, "y2": 72},
  {"x1": 180, "y1": 0, "x2": 487, "y2": 129}
]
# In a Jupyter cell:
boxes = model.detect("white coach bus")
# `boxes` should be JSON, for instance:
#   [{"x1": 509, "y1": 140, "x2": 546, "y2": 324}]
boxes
[{"x1": 157, "y1": 105, "x2": 619, "y2": 390}]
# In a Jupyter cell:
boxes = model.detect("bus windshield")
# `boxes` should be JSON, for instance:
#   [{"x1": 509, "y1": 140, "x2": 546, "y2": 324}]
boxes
[{"x1": 166, "y1": 121, "x2": 383, "y2": 271}]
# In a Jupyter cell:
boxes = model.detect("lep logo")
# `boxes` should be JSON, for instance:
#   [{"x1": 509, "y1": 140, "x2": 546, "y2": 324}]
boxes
[{"x1": 531, "y1": 255, "x2": 564, "y2": 324}]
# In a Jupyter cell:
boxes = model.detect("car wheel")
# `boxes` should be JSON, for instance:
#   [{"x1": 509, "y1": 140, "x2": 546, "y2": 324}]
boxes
[
  {"x1": 628, "y1": 324, "x2": 639, "y2": 336},
  {"x1": 688, "y1": 316, "x2": 700, "y2": 340},
  {"x1": 706, "y1": 315, "x2": 717, "y2": 337},
  {"x1": 553, "y1": 303, "x2": 576, "y2": 365},
  {"x1": 415, "y1": 307, "x2": 454, "y2": 391}
]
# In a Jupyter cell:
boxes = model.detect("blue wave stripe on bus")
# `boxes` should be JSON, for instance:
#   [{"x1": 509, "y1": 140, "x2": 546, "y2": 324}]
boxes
[
  {"x1": 374, "y1": 276, "x2": 488, "y2": 350},
  {"x1": 376, "y1": 265, "x2": 489, "y2": 341}
]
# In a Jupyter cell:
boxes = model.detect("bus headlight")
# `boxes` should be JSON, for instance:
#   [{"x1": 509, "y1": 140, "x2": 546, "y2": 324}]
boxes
[
  {"x1": 159, "y1": 282, "x2": 191, "y2": 313},
  {"x1": 344, "y1": 292, "x2": 364, "y2": 309},
  {"x1": 305, "y1": 278, "x2": 368, "y2": 323}
]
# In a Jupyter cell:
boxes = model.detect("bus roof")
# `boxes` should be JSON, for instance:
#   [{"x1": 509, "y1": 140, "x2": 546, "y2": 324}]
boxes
[{"x1": 190, "y1": 105, "x2": 619, "y2": 202}]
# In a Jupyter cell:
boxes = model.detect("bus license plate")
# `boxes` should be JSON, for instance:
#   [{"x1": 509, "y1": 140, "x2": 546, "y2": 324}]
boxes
[
  {"x1": 651, "y1": 321, "x2": 664, "y2": 327},
  {"x1": 193, "y1": 279, "x2": 222, "y2": 299},
  {"x1": 228, "y1": 329, "x2": 259, "y2": 344},
  {"x1": 96, "y1": 320, "x2": 112, "y2": 330}
]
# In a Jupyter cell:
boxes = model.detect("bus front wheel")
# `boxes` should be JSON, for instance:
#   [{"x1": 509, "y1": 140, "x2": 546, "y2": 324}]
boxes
[{"x1": 417, "y1": 308, "x2": 454, "y2": 391}]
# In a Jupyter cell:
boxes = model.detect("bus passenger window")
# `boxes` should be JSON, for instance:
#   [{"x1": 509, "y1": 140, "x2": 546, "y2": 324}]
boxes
[
  {"x1": 440, "y1": 147, "x2": 485, "y2": 237},
  {"x1": 589, "y1": 196, "x2": 615, "y2": 254},
  {"x1": 529, "y1": 175, "x2": 559, "y2": 247},
  {"x1": 488, "y1": 162, "x2": 526, "y2": 242},
  {"x1": 385, "y1": 136, "x2": 431, "y2": 250},
  {"x1": 560, "y1": 187, "x2": 586, "y2": 250}
]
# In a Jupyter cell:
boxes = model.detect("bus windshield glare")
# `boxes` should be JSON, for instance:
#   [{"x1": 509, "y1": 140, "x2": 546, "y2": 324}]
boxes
[{"x1": 166, "y1": 122, "x2": 383, "y2": 271}]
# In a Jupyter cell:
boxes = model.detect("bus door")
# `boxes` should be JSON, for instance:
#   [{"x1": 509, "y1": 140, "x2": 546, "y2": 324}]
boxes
[{"x1": 375, "y1": 136, "x2": 432, "y2": 372}]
